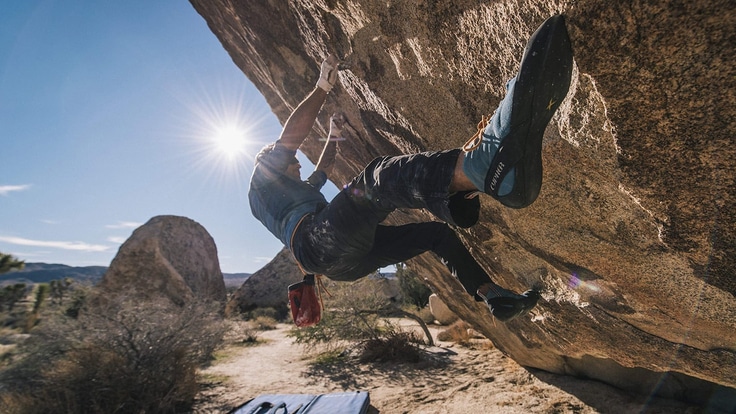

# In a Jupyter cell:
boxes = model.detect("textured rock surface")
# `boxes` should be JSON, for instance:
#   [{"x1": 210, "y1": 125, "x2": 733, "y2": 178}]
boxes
[
  {"x1": 98, "y1": 215, "x2": 226, "y2": 305},
  {"x1": 190, "y1": 0, "x2": 735, "y2": 400},
  {"x1": 226, "y1": 248, "x2": 303, "y2": 315}
]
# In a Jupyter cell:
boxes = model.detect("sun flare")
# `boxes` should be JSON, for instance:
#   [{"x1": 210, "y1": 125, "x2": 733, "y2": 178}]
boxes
[
  {"x1": 211, "y1": 124, "x2": 248, "y2": 159},
  {"x1": 177, "y1": 78, "x2": 281, "y2": 189}
]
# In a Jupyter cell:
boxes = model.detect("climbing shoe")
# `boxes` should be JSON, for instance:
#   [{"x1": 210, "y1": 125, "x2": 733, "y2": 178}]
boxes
[
  {"x1": 463, "y1": 14, "x2": 574, "y2": 208},
  {"x1": 482, "y1": 287, "x2": 540, "y2": 322}
]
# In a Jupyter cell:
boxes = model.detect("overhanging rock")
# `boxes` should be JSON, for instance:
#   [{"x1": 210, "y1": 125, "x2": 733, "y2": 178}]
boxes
[{"x1": 189, "y1": 0, "x2": 735, "y2": 405}]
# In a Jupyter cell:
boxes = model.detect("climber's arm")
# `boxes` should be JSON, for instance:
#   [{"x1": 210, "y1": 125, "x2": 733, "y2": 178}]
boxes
[
  {"x1": 314, "y1": 112, "x2": 345, "y2": 176},
  {"x1": 275, "y1": 88, "x2": 327, "y2": 151},
  {"x1": 275, "y1": 55, "x2": 339, "y2": 151}
]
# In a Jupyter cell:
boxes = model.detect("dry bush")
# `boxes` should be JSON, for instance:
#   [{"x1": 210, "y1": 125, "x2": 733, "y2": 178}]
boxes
[
  {"x1": 251, "y1": 316, "x2": 278, "y2": 331},
  {"x1": 287, "y1": 279, "x2": 391, "y2": 352},
  {"x1": 223, "y1": 313, "x2": 279, "y2": 346},
  {"x1": 228, "y1": 320, "x2": 273, "y2": 345},
  {"x1": 359, "y1": 331, "x2": 423, "y2": 363},
  {"x1": 287, "y1": 279, "x2": 429, "y2": 363},
  {"x1": 244, "y1": 306, "x2": 289, "y2": 322},
  {"x1": 0, "y1": 294, "x2": 225, "y2": 414}
]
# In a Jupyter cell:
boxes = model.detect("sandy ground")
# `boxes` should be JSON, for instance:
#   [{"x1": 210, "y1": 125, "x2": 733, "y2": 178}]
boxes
[{"x1": 193, "y1": 321, "x2": 700, "y2": 414}]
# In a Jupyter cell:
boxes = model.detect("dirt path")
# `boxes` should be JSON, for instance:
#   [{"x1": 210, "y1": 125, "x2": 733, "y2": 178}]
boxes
[{"x1": 194, "y1": 322, "x2": 697, "y2": 413}]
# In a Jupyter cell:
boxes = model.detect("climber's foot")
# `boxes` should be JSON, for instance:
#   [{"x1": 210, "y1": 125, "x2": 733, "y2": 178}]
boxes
[
  {"x1": 463, "y1": 15, "x2": 574, "y2": 209},
  {"x1": 481, "y1": 287, "x2": 540, "y2": 322}
]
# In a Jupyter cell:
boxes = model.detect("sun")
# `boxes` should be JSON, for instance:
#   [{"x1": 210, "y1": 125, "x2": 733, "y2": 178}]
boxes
[
  {"x1": 175, "y1": 77, "x2": 279, "y2": 188},
  {"x1": 210, "y1": 124, "x2": 248, "y2": 160}
]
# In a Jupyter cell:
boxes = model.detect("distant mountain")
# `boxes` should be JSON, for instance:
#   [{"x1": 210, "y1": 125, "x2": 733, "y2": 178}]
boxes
[
  {"x1": 1, "y1": 263, "x2": 107, "y2": 285},
  {"x1": 0, "y1": 263, "x2": 250, "y2": 286},
  {"x1": 222, "y1": 272, "x2": 251, "y2": 288}
]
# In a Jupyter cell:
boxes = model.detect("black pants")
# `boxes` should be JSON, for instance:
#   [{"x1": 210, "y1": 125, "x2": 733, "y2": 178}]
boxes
[{"x1": 292, "y1": 149, "x2": 489, "y2": 300}]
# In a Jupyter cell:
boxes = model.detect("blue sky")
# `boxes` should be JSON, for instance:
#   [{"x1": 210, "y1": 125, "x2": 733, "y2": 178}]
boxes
[{"x1": 0, "y1": 1, "x2": 336, "y2": 273}]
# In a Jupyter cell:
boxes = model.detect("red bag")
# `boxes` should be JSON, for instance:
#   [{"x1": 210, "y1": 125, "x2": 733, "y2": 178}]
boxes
[{"x1": 288, "y1": 274, "x2": 321, "y2": 327}]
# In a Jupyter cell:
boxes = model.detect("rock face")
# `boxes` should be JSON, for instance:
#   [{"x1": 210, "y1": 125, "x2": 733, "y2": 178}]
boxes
[
  {"x1": 98, "y1": 215, "x2": 226, "y2": 305},
  {"x1": 189, "y1": 0, "x2": 735, "y2": 402},
  {"x1": 226, "y1": 248, "x2": 304, "y2": 315}
]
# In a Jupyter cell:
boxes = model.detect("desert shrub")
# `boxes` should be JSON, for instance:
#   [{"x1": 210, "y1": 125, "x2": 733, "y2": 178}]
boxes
[
  {"x1": 21, "y1": 285, "x2": 50, "y2": 333},
  {"x1": 240, "y1": 326, "x2": 261, "y2": 344},
  {"x1": 48, "y1": 278, "x2": 73, "y2": 305},
  {"x1": 0, "y1": 295, "x2": 225, "y2": 414},
  {"x1": 287, "y1": 279, "x2": 428, "y2": 363},
  {"x1": 359, "y1": 330, "x2": 423, "y2": 363},
  {"x1": 221, "y1": 313, "x2": 278, "y2": 347},
  {"x1": 244, "y1": 306, "x2": 288, "y2": 322},
  {"x1": 287, "y1": 279, "x2": 388, "y2": 350},
  {"x1": 0, "y1": 284, "x2": 30, "y2": 330},
  {"x1": 288, "y1": 307, "x2": 383, "y2": 354},
  {"x1": 64, "y1": 286, "x2": 88, "y2": 319},
  {"x1": 31, "y1": 284, "x2": 47, "y2": 314},
  {"x1": 395, "y1": 263, "x2": 432, "y2": 310},
  {"x1": 252, "y1": 316, "x2": 278, "y2": 330},
  {"x1": 225, "y1": 285, "x2": 239, "y2": 296}
]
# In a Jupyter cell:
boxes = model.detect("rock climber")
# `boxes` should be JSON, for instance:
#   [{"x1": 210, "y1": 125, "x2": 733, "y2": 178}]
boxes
[{"x1": 249, "y1": 15, "x2": 573, "y2": 322}]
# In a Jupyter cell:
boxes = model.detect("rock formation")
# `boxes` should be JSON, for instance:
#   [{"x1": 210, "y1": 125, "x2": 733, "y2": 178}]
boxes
[
  {"x1": 429, "y1": 293, "x2": 458, "y2": 326},
  {"x1": 226, "y1": 247, "x2": 303, "y2": 315},
  {"x1": 189, "y1": 0, "x2": 735, "y2": 405},
  {"x1": 98, "y1": 215, "x2": 227, "y2": 305},
  {"x1": 226, "y1": 249, "x2": 403, "y2": 316}
]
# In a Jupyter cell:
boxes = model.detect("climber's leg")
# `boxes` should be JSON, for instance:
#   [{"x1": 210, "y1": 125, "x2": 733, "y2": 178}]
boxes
[
  {"x1": 323, "y1": 222, "x2": 539, "y2": 322},
  {"x1": 461, "y1": 14, "x2": 574, "y2": 208}
]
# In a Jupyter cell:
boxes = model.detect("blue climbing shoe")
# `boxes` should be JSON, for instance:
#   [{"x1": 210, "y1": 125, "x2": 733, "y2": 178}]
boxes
[{"x1": 463, "y1": 15, "x2": 574, "y2": 208}]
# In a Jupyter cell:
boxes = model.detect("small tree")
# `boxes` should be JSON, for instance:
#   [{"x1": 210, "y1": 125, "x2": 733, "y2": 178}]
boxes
[
  {"x1": 21, "y1": 284, "x2": 50, "y2": 332},
  {"x1": 288, "y1": 279, "x2": 390, "y2": 353},
  {"x1": 32, "y1": 284, "x2": 48, "y2": 313},
  {"x1": 395, "y1": 262, "x2": 432, "y2": 310},
  {"x1": 0, "y1": 283, "x2": 28, "y2": 312},
  {"x1": 0, "y1": 253, "x2": 24, "y2": 274},
  {"x1": 49, "y1": 278, "x2": 73, "y2": 305}
]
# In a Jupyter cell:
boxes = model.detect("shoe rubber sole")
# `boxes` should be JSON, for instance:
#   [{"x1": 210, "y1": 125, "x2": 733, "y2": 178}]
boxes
[
  {"x1": 486, "y1": 15, "x2": 574, "y2": 208},
  {"x1": 487, "y1": 290, "x2": 540, "y2": 322}
]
